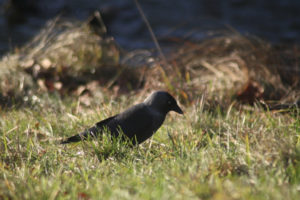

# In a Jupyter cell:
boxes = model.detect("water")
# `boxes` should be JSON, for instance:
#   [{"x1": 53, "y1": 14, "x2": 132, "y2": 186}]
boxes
[{"x1": 0, "y1": 0, "x2": 299, "y2": 56}]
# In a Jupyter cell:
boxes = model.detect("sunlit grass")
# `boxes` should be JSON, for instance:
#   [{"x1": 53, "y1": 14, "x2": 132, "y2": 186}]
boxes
[
  {"x1": 0, "y1": 9, "x2": 299, "y2": 200},
  {"x1": 0, "y1": 95, "x2": 299, "y2": 200}
]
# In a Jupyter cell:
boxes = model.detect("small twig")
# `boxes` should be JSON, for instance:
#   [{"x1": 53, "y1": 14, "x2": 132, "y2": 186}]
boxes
[
  {"x1": 167, "y1": 128, "x2": 176, "y2": 148},
  {"x1": 6, "y1": 126, "x2": 18, "y2": 135},
  {"x1": 134, "y1": 0, "x2": 169, "y2": 68}
]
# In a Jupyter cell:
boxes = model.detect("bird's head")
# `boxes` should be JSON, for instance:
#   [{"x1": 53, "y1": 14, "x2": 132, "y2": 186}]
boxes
[{"x1": 144, "y1": 91, "x2": 183, "y2": 115}]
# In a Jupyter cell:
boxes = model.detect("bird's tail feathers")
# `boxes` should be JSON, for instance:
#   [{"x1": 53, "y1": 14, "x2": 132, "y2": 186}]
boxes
[
  {"x1": 60, "y1": 126, "x2": 101, "y2": 144},
  {"x1": 60, "y1": 134, "x2": 83, "y2": 144}
]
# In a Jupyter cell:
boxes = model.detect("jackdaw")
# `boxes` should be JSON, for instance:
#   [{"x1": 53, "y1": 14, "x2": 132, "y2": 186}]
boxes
[{"x1": 61, "y1": 91, "x2": 183, "y2": 145}]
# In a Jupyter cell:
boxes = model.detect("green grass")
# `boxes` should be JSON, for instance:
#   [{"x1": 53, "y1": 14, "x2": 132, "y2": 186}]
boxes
[
  {"x1": 0, "y1": 14, "x2": 299, "y2": 200},
  {"x1": 0, "y1": 96, "x2": 299, "y2": 200}
]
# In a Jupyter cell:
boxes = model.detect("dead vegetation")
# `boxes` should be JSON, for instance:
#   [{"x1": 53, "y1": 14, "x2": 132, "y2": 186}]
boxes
[
  {"x1": 0, "y1": 13, "x2": 299, "y2": 110},
  {"x1": 143, "y1": 34, "x2": 300, "y2": 111},
  {"x1": 0, "y1": 12, "x2": 299, "y2": 200}
]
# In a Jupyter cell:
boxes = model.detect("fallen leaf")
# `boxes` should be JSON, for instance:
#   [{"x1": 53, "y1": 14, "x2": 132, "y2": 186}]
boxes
[{"x1": 237, "y1": 81, "x2": 264, "y2": 105}]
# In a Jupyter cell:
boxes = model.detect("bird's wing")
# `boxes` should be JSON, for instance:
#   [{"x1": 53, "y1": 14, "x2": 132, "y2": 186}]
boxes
[
  {"x1": 60, "y1": 115, "x2": 116, "y2": 144},
  {"x1": 95, "y1": 115, "x2": 117, "y2": 129},
  {"x1": 61, "y1": 104, "x2": 164, "y2": 144},
  {"x1": 80, "y1": 115, "x2": 117, "y2": 138},
  {"x1": 110, "y1": 103, "x2": 163, "y2": 143}
]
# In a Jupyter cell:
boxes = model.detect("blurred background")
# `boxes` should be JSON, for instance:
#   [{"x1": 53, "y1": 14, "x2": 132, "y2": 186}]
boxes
[
  {"x1": 0, "y1": 0, "x2": 299, "y2": 109},
  {"x1": 1, "y1": 0, "x2": 300, "y2": 56}
]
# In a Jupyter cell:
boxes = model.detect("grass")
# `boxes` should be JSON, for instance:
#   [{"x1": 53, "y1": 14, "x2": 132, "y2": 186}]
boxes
[
  {"x1": 0, "y1": 95, "x2": 299, "y2": 200},
  {"x1": 0, "y1": 13, "x2": 299, "y2": 200}
]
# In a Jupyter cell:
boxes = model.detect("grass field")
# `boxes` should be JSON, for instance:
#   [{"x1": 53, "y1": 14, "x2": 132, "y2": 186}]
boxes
[
  {"x1": 0, "y1": 95, "x2": 299, "y2": 199},
  {"x1": 0, "y1": 17, "x2": 300, "y2": 199}
]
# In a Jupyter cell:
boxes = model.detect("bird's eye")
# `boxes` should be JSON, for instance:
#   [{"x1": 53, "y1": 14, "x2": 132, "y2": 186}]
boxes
[{"x1": 167, "y1": 100, "x2": 172, "y2": 105}]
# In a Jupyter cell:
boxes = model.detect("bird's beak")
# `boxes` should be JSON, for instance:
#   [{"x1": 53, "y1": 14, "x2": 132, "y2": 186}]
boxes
[{"x1": 173, "y1": 104, "x2": 184, "y2": 115}]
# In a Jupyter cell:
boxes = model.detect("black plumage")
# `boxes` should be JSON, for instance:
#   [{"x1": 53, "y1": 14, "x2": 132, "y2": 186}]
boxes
[{"x1": 61, "y1": 91, "x2": 183, "y2": 145}]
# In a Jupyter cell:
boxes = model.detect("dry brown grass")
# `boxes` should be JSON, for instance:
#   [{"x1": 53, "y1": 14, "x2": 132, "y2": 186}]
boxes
[
  {"x1": 0, "y1": 15, "x2": 299, "y2": 110},
  {"x1": 0, "y1": 14, "x2": 299, "y2": 200},
  {"x1": 144, "y1": 34, "x2": 300, "y2": 108},
  {"x1": 0, "y1": 15, "x2": 145, "y2": 107}
]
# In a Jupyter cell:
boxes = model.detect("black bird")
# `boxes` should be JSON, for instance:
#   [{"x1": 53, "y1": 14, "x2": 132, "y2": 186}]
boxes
[{"x1": 61, "y1": 91, "x2": 183, "y2": 145}]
